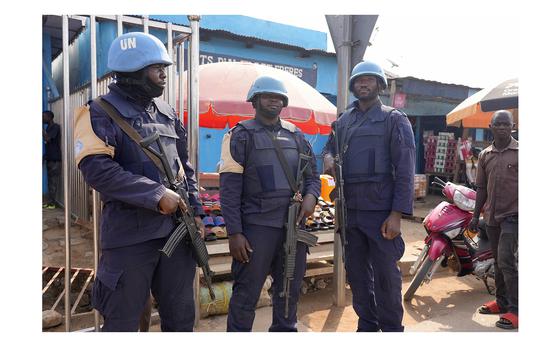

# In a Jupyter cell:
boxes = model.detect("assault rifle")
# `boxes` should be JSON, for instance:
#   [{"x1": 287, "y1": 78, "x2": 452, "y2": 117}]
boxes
[
  {"x1": 139, "y1": 132, "x2": 215, "y2": 301},
  {"x1": 281, "y1": 153, "x2": 318, "y2": 318},
  {"x1": 330, "y1": 122, "x2": 347, "y2": 261}
]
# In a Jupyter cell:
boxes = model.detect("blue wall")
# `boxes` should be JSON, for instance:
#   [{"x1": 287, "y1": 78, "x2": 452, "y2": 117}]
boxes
[
  {"x1": 197, "y1": 35, "x2": 337, "y2": 95},
  {"x1": 42, "y1": 33, "x2": 52, "y2": 110}
]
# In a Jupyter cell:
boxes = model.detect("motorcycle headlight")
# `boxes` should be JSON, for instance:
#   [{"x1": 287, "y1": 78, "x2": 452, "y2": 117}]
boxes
[
  {"x1": 444, "y1": 227, "x2": 462, "y2": 239},
  {"x1": 453, "y1": 190, "x2": 476, "y2": 211}
]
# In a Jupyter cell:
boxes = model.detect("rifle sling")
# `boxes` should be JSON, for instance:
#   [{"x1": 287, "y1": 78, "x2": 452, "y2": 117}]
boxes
[
  {"x1": 94, "y1": 97, "x2": 167, "y2": 176},
  {"x1": 264, "y1": 129, "x2": 301, "y2": 195}
]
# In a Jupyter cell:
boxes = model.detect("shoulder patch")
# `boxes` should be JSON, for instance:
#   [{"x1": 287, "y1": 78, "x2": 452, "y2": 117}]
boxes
[
  {"x1": 280, "y1": 119, "x2": 297, "y2": 133},
  {"x1": 73, "y1": 105, "x2": 115, "y2": 166},
  {"x1": 218, "y1": 131, "x2": 244, "y2": 174}
]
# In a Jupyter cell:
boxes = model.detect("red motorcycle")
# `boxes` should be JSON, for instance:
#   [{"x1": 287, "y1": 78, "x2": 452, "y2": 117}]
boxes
[{"x1": 403, "y1": 177, "x2": 495, "y2": 301}]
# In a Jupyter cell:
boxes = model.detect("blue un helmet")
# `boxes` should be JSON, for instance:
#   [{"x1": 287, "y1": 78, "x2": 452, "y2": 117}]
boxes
[
  {"x1": 348, "y1": 60, "x2": 388, "y2": 92},
  {"x1": 246, "y1": 75, "x2": 289, "y2": 107},
  {"x1": 108, "y1": 32, "x2": 173, "y2": 73}
]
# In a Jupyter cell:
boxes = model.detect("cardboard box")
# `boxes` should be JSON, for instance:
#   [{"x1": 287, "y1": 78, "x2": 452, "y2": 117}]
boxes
[{"x1": 414, "y1": 174, "x2": 427, "y2": 199}]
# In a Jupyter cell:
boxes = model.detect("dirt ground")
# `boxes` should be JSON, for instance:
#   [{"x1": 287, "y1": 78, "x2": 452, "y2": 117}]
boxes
[
  {"x1": 42, "y1": 208, "x2": 95, "y2": 269},
  {"x1": 194, "y1": 269, "x2": 498, "y2": 332}
]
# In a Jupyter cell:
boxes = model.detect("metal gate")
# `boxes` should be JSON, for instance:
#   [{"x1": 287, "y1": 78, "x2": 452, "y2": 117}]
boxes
[{"x1": 46, "y1": 14, "x2": 200, "y2": 332}]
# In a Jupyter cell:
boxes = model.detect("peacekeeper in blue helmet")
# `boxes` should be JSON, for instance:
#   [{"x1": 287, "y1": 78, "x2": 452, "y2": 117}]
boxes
[
  {"x1": 322, "y1": 60, "x2": 416, "y2": 332},
  {"x1": 218, "y1": 75, "x2": 321, "y2": 331},
  {"x1": 73, "y1": 32, "x2": 205, "y2": 332}
]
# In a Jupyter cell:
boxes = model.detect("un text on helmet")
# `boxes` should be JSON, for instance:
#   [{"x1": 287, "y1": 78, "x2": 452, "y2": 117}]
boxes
[{"x1": 120, "y1": 37, "x2": 137, "y2": 50}]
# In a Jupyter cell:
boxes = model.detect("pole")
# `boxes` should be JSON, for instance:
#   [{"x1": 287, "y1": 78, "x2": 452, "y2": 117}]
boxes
[
  {"x1": 89, "y1": 15, "x2": 102, "y2": 332},
  {"x1": 117, "y1": 15, "x2": 123, "y2": 36},
  {"x1": 187, "y1": 14, "x2": 201, "y2": 326},
  {"x1": 187, "y1": 15, "x2": 200, "y2": 177},
  {"x1": 166, "y1": 22, "x2": 175, "y2": 106},
  {"x1": 333, "y1": 15, "x2": 352, "y2": 307},
  {"x1": 62, "y1": 14, "x2": 72, "y2": 332},
  {"x1": 178, "y1": 40, "x2": 185, "y2": 134},
  {"x1": 142, "y1": 15, "x2": 149, "y2": 33}
]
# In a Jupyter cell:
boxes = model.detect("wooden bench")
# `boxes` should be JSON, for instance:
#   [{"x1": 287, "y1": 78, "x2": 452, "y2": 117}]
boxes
[{"x1": 200, "y1": 229, "x2": 336, "y2": 278}]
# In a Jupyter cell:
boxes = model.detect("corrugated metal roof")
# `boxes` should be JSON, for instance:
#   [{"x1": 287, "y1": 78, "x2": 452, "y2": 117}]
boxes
[
  {"x1": 391, "y1": 75, "x2": 481, "y2": 90},
  {"x1": 387, "y1": 75, "x2": 481, "y2": 101},
  {"x1": 43, "y1": 15, "x2": 86, "y2": 59},
  {"x1": 200, "y1": 28, "x2": 336, "y2": 57},
  {"x1": 146, "y1": 15, "x2": 332, "y2": 55}
]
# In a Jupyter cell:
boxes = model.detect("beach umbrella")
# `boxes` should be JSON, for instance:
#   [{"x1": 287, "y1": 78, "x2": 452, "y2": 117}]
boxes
[
  {"x1": 446, "y1": 78, "x2": 518, "y2": 128},
  {"x1": 180, "y1": 61, "x2": 337, "y2": 134}
]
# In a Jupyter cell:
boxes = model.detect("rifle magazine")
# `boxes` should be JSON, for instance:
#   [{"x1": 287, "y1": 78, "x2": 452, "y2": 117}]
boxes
[{"x1": 160, "y1": 223, "x2": 187, "y2": 257}]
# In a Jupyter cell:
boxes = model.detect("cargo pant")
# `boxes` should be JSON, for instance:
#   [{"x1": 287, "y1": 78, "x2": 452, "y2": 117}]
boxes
[
  {"x1": 91, "y1": 237, "x2": 197, "y2": 331},
  {"x1": 345, "y1": 210, "x2": 406, "y2": 332},
  {"x1": 486, "y1": 215, "x2": 518, "y2": 315},
  {"x1": 227, "y1": 224, "x2": 308, "y2": 332},
  {"x1": 46, "y1": 160, "x2": 61, "y2": 205}
]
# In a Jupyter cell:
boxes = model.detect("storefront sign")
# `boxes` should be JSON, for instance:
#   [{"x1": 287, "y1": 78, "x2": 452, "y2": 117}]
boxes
[
  {"x1": 393, "y1": 92, "x2": 407, "y2": 108},
  {"x1": 199, "y1": 51, "x2": 318, "y2": 87}
]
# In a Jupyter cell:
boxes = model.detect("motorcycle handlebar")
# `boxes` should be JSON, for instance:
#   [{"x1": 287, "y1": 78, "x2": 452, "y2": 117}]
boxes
[{"x1": 431, "y1": 176, "x2": 447, "y2": 188}]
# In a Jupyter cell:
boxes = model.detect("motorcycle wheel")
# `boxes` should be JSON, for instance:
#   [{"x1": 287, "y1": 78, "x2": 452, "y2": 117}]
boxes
[{"x1": 403, "y1": 256, "x2": 435, "y2": 301}]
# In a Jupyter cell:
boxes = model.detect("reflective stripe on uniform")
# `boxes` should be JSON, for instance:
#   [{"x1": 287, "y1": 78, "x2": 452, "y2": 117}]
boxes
[
  {"x1": 218, "y1": 130, "x2": 244, "y2": 174},
  {"x1": 73, "y1": 105, "x2": 115, "y2": 166}
]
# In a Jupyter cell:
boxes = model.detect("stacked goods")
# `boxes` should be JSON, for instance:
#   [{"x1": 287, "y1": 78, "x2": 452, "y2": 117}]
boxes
[
  {"x1": 434, "y1": 133, "x2": 448, "y2": 173},
  {"x1": 199, "y1": 192, "x2": 227, "y2": 241},
  {"x1": 424, "y1": 135, "x2": 437, "y2": 173},
  {"x1": 414, "y1": 174, "x2": 427, "y2": 199},
  {"x1": 445, "y1": 138, "x2": 458, "y2": 173},
  {"x1": 435, "y1": 132, "x2": 455, "y2": 174},
  {"x1": 305, "y1": 198, "x2": 335, "y2": 231}
]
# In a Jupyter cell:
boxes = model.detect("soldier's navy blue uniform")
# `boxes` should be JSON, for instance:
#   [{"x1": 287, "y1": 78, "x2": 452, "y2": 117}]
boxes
[
  {"x1": 219, "y1": 118, "x2": 321, "y2": 331},
  {"x1": 323, "y1": 99, "x2": 415, "y2": 332},
  {"x1": 75, "y1": 83, "x2": 204, "y2": 331}
]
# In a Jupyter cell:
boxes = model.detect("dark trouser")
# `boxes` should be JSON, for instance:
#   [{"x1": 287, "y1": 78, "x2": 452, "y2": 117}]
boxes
[
  {"x1": 486, "y1": 216, "x2": 518, "y2": 315},
  {"x1": 91, "y1": 237, "x2": 196, "y2": 332},
  {"x1": 345, "y1": 210, "x2": 406, "y2": 332},
  {"x1": 227, "y1": 224, "x2": 307, "y2": 332},
  {"x1": 46, "y1": 160, "x2": 61, "y2": 205}
]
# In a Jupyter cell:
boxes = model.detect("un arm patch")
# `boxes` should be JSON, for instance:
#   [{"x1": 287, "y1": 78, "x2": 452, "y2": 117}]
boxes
[
  {"x1": 218, "y1": 130, "x2": 244, "y2": 174},
  {"x1": 73, "y1": 105, "x2": 115, "y2": 167}
]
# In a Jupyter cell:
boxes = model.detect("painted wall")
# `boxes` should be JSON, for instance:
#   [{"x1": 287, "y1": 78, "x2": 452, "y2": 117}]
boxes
[
  {"x1": 196, "y1": 35, "x2": 337, "y2": 95},
  {"x1": 42, "y1": 33, "x2": 52, "y2": 110}
]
